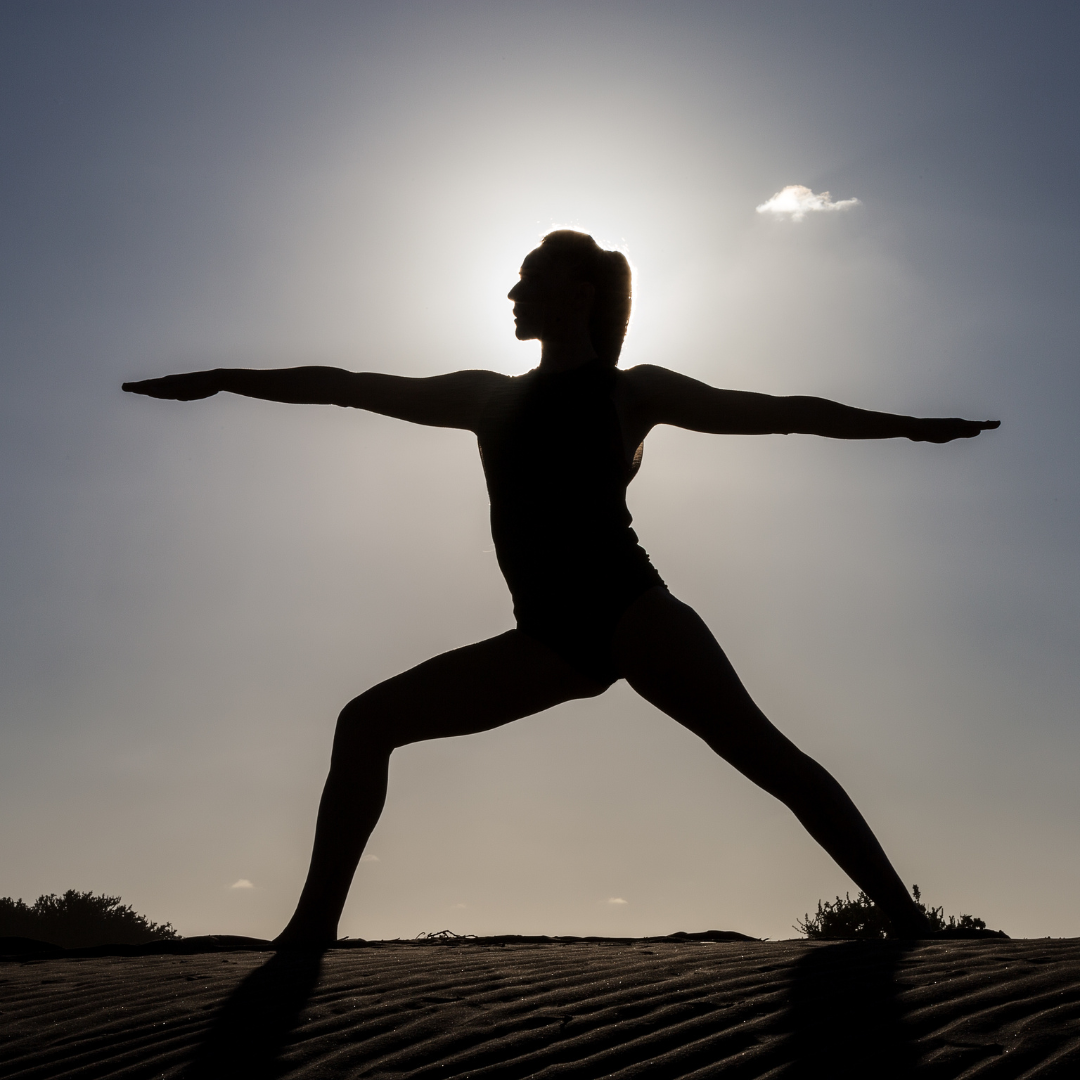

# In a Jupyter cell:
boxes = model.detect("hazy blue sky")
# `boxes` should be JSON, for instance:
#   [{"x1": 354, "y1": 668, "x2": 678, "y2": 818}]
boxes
[{"x1": 1, "y1": 1, "x2": 1077, "y2": 941}]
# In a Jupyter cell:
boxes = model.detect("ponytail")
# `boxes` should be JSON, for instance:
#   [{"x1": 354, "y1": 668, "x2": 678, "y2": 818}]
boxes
[{"x1": 539, "y1": 230, "x2": 631, "y2": 366}]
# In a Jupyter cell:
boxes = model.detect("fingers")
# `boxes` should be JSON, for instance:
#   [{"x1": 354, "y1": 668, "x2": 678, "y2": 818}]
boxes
[
  {"x1": 123, "y1": 380, "x2": 186, "y2": 399},
  {"x1": 123, "y1": 378, "x2": 182, "y2": 399},
  {"x1": 122, "y1": 380, "x2": 156, "y2": 395},
  {"x1": 121, "y1": 372, "x2": 219, "y2": 400},
  {"x1": 958, "y1": 418, "x2": 1001, "y2": 439},
  {"x1": 911, "y1": 417, "x2": 1000, "y2": 443}
]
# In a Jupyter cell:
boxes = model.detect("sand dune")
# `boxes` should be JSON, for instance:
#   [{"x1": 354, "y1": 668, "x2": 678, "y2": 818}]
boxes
[{"x1": 2, "y1": 935, "x2": 1078, "y2": 1077}]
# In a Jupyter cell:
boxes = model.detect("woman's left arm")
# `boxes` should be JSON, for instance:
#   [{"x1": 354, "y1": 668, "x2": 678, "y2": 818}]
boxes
[{"x1": 625, "y1": 365, "x2": 999, "y2": 443}]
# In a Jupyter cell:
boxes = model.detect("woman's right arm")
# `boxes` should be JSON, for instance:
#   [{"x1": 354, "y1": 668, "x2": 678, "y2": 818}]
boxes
[{"x1": 122, "y1": 366, "x2": 504, "y2": 431}]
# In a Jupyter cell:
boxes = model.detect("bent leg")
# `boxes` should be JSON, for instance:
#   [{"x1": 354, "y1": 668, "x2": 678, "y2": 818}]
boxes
[
  {"x1": 613, "y1": 588, "x2": 928, "y2": 935},
  {"x1": 276, "y1": 630, "x2": 606, "y2": 946}
]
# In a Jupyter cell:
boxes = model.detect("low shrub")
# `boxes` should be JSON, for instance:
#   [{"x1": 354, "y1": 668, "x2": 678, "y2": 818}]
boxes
[
  {"x1": 0, "y1": 890, "x2": 178, "y2": 948},
  {"x1": 797, "y1": 885, "x2": 987, "y2": 940}
]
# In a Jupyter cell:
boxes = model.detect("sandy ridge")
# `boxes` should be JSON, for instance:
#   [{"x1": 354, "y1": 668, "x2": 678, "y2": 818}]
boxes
[{"x1": 2, "y1": 938, "x2": 1078, "y2": 1078}]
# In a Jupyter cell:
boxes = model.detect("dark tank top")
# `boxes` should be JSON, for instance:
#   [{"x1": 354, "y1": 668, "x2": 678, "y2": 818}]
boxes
[{"x1": 478, "y1": 359, "x2": 664, "y2": 682}]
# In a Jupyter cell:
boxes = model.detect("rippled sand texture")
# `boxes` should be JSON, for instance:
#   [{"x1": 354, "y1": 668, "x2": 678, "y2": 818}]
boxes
[{"x1": 3, "y1": 938, "x2": 1079, "y2": 1078}]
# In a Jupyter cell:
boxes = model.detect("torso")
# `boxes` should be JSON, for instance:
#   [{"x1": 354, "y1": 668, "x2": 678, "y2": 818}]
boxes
[{"x1": 475, "y1": 360, "x2": 663, "y2": 682}]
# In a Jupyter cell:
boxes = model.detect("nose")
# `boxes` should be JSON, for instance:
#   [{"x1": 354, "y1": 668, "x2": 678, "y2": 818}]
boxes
[{"x1": 507, "y1": 281, "x2": 520, "y2": 301}]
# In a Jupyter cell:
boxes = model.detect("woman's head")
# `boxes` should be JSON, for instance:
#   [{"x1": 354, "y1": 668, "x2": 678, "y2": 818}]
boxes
[{"x1": 509, "y1": 231, "x2": 632, "y2": 366}]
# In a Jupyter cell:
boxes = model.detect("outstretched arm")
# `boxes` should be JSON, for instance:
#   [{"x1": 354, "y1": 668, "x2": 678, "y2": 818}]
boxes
[
  {"x1": 626, "y1": 365, "x2": 999, "y2": 443},
  {"x1": 122, "y1": 366, "x2": 504, "y2": 431}
]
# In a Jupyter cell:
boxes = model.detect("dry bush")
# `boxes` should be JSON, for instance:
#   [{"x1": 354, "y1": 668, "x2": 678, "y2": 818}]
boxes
[
  {"x1": 797, "y1": 885, "x2": 987, "y2": 939},
  {"x1": 0, "y1": 890, "x2": 178, "y2": 948}
]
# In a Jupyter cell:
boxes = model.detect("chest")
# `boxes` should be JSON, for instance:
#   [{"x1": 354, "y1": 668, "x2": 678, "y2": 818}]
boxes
[{"x1": 478, "y1": 368, "x2": 640, "y2": 487}]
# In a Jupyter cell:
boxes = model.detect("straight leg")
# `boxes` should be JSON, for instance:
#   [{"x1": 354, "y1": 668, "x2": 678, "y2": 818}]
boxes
[{"x1": 613, "y1": 588, "x2": 929, "y2": 936}]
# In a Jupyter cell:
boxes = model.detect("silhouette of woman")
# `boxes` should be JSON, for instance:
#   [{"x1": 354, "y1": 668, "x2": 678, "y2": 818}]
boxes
[{"x1": 124, "y1": 230, "x2": 998, "y2": 945}]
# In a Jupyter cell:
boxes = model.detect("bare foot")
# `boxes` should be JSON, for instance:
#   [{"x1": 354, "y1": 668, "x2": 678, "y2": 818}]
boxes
[{"x1": 886, "y1": 911, "x2": 936, "y2": 940}]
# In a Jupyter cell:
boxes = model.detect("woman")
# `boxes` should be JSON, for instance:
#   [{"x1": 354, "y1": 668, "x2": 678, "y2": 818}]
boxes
[{"x1": 124, "y1": 230, "x2": 998, "y2": 946}]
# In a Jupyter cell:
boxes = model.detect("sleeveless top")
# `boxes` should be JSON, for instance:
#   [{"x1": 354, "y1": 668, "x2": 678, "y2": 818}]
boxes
[{"x1": 477, "y1": 359, "x2": 664, "y2": 682}]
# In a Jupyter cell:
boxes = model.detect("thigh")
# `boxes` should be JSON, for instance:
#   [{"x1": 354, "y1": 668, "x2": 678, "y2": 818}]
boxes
[
  {"x1": 612, "y1": 588, "x2": 799, "y2": 779},
  {"x1": 350, "y1": 629, "x2": 608, "y2": 749}
]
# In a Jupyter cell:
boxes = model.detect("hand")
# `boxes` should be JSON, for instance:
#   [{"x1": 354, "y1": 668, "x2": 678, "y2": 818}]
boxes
[
  {"x1": 122, "y1": 370, "x2": 222, "y2": 401},
  {"x1": 909, "y1": 417, "x2": 1000, "y2": 443}
]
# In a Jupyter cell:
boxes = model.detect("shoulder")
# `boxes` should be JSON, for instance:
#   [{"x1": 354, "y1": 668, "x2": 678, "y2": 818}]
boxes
[
  {"x1": 616, "y1": 365, "x2": 759, "y2": 434},
  {"x1": 621, "y1": 363, "x2": 703, "y2": 383},
  {"x1": 472, "y1": 368, "x2": 536, "y2": 434},
  {"x1": 619, "y1": 364, "x2": 694, "y2": 395},
  {"x1": 618, "y1": 364, "x2": 710, "y2": 412},
  {"x1": 612, "y1": 365, "x2": 687, "y2": 441}
]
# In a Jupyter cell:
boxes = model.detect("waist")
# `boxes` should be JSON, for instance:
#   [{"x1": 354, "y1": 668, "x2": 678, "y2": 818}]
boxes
[{"x1": 495, "y1": 528, "x2": 659, "y2": 599}]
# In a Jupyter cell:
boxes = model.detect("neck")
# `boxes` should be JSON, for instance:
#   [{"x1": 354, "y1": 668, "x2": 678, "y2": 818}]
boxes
[{"x1": 538, "y1": 338, "x2": 599, "y2": 373}]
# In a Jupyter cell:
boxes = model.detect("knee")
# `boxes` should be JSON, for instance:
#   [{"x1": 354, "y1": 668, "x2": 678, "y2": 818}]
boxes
[{"x1": 332, "y1": 689, "x2": 397, "y2": 759}]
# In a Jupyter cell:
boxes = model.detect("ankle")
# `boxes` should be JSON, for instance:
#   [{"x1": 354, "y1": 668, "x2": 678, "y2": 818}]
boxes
[{"x1": 273, "y1": 918, "x2": 337, "y2": 950}]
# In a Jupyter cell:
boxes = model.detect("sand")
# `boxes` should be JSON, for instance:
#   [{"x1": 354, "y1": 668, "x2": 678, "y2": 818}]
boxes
[{"x1": 2, "y1": 935, "x2": 1078, "y2": 1078}]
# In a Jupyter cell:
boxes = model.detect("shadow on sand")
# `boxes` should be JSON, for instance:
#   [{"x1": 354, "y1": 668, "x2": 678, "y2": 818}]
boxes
[
  {"x1": 182, "y1": 949, "x2": 323, "y2": 1078},
  {"x1": 180, "y1": 939, "x2": 922, "y2": 1077},
  {"x1": 789, "y1": 940, "x2": 916, "y2": 1078}
]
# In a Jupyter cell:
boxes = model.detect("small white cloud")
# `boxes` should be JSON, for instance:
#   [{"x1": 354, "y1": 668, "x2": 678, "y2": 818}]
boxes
[
  {"x1": 229, "y1": 879, "x2": 254, "y2": 890},
  {"x1": 453, "y1": 903, "x2": 467, "y2": 909},
  {"x1": 605, "y1": 897, "x2": 629, "y2": 906},
  {"x1": 756, "y1": 184, "x2": 861, "y2": 221},
  {"x1": 360, "y1": 853, "x2": 380, "y2": 862}
]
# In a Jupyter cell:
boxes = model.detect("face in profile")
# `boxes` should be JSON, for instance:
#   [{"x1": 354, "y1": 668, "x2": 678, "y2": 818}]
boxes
[{"x1": 507, "y1": 248, "x2": 593, "y2": 345}]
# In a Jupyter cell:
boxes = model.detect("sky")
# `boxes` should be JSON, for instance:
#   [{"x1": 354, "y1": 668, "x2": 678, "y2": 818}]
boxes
[{"x1": 1, "y1": 1, "x2": 1077, "y2": 943}]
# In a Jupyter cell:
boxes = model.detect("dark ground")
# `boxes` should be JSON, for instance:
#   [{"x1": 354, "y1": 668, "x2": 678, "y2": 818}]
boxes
[{"x1": 2, "y1": 936, "x2": 1078, "y2": 1078}]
